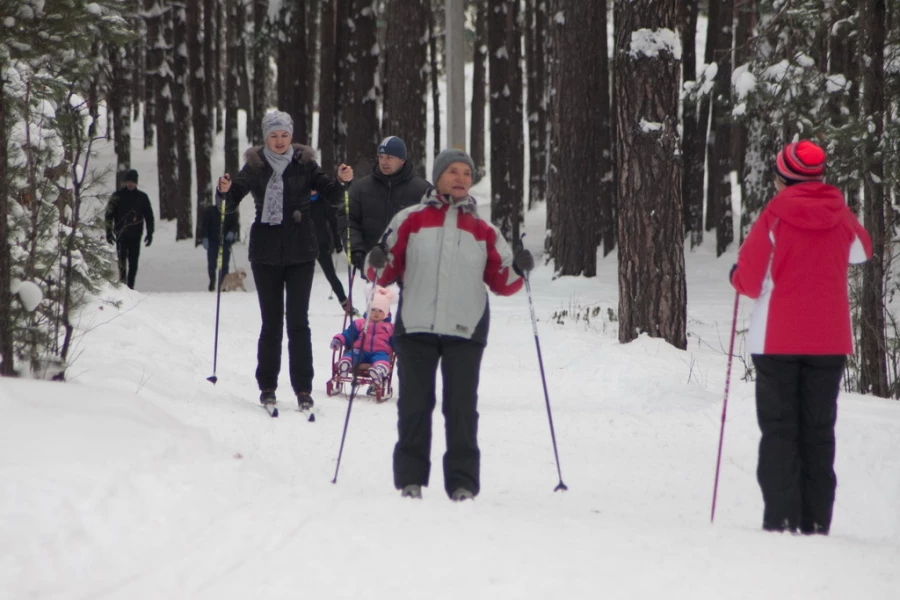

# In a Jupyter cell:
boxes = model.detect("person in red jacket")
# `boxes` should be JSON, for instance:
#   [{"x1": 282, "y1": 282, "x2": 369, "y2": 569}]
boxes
[{"x1": 731, "y1": 140, "x2": 871, "y2": 535}]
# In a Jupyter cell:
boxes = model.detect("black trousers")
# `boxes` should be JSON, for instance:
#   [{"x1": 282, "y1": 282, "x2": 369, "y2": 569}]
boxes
[
  {"x1": 206, "y1": 242, "x2": 232, "y2": 285},
  {"x1": 251, "y1": 262, "x2": 315, "y2": 394},
  {"x1": 752, "y1": 354, "x2": 846, "y2": 533},
  {"x1": 393, "y1": 333, "x2": 485, "y2": 497},
  {"x1": 316, "y1": 247, "x2": 347, "y2": 304},
  {"x1": 116, "y1": 236, "x2": 142, "y2": 289}
]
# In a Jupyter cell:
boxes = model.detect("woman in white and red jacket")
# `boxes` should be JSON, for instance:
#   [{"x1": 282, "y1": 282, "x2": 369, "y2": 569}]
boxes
[
  {"x1": 365, "y1": 148, "x2": 534, "y2": 502},
  {"x1": 731, "y1": 140, "x2": 871, "y2": 535}
]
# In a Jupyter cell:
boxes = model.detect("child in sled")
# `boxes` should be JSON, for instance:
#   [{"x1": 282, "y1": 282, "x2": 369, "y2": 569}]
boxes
[{"x1": 329, "y1": 286, "x2": 394, "y2": 391}]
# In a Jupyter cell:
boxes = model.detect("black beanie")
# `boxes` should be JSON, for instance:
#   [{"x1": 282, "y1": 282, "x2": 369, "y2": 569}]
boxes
[{"x1": 125, "y1": 169, "x2": 139, "y2": 183}]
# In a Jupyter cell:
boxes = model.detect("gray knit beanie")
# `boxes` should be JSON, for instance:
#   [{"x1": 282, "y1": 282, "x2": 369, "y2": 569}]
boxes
[
  {"x1": 262, "y1": 110, "x2": 294, "y2": 139},
  {"x1": 432, "y1": 148, "x2": 476, "y2": 186}
]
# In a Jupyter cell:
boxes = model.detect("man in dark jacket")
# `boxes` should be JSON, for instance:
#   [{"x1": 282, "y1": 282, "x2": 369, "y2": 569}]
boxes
[
  {"x1": 105, "y1": 169, "x2": 155, "y2": 289},
  {"x1": 346, "y1": 136, "x2": 431, "y2": 277},
  {"x1": 201, "y1": 203, "x2": 240, "y2": 291}
]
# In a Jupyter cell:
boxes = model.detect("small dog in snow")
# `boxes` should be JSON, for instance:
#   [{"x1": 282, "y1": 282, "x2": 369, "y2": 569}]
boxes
[{"x1": 221, "y1": 268, "x2": 247, "y2": 292}]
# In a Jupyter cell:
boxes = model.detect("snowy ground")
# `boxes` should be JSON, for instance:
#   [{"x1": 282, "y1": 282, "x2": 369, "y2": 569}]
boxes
[{"x1": 3, "y1": 81, "x2": 900, "y2": 595}]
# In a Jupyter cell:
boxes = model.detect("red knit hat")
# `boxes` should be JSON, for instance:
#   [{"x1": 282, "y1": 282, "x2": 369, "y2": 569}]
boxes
[{"x1": 775, "y1": 140, "x2": 826, "y2": 183}]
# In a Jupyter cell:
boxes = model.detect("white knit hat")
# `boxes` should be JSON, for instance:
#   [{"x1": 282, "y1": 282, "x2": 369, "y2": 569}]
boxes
[{"x1": 262, "y1": 110, "x2": 294, "y2": 139}]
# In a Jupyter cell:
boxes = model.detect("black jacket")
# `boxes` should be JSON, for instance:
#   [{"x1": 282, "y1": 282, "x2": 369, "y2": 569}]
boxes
[
  {"x1": 105, "y1": 187, "x2": 155, "y2": 240},
  {"x1": 347, "y1": 161, "x2": 431, "y2": 255},
  {"x1": 218, "y1": 144, "x2": 346, "y2": 265},
  {"x1": 201, "y1": 204, "x2": 240, "y2": 246},
  {"x1": 309, "y1": 194, "x2": 341, "y2": 253}
]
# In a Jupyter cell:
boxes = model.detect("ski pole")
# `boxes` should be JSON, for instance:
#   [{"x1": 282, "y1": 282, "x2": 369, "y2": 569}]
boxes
[
  {"x1": 207, "y1": 197, "x2": 228, "y2": 384},
  {"x1": 711, "y1": 291, "x2": 740, "y2": 523},
  {"x1": 332, "y1": 275, "x2": 379, "y2": 484},
  {"x1": 520, "y1": 240, "x2": 567, "y2": 492}
]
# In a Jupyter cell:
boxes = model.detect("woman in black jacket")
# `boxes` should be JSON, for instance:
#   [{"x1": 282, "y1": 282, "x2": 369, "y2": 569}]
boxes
[{"x1": 217, "y1": 111, "x2": 353, "y2": 410}]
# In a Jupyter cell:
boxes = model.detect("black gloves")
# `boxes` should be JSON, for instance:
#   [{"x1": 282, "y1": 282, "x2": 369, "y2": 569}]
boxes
[
  {"x1": 351, "y1": 251, "x2": 366, "y2": 273},
  {"x1": 106, "y1": 231, "x2": 114, "y2": 245},
  {"x1": 513, "y1": 248, "x2": 534, "y2": 275},
  {"x1": 367, "y1": 245, "x2": 388, "y2": 270},
  {"x1": 144, "y1": 234, "x2": 153, "y2": 247}
]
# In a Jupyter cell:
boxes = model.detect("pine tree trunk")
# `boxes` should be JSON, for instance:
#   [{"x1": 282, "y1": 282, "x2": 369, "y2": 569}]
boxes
[
  {"x1": 108, "y1": 44, "x2": 133, "y2": 189},
  {"x1": 216, "y1": 0, "x2": 225, "y2": 133},
  {"x1": 173, "y1": 2, "x2": 194, "y2": 239},
  {"x1": 277, "y1": 3, "x2": 310, "y2": 143},
  {"x1": 701, "y1": 0, "x2": 719, "y2": 233},
  {"x1": 595, "y1": 0, "x2": 613, "y2": 257},
  {"x1": 318, "y1": 0, "x2": 338, "y2": 170},
  {"x1": 236, "y1": 0, "x2": 252, "y2": 125},
  {"x1": 731, "y1": 0, "x2": 754, "y2": 191},
  {"x1": 225, "y1": 0, "x2": 240, "y2": 176},
  {"x1": 0, "y1": 77, "x2": 13, "y2": 376},
  {"x1": 680, "y1": 0, "x2": 703, "y2": 247},
  {"x1": 488, "y1": 0, "x2": 524, "y2": 241},
  {"x1": 143, "y1": 0, "x2": 157, "y2": 149},
  {"x1": 188, "y1": 0, "x2": 213, "y2": 244},
  {"x1": 250, "y1": 0, "x2": 269, "y2": 147},
  {"x1": 204, "y1": 0, "x2": 217, "y2": 141},
  {"x1": 150, "y1": 1, "x2": 179, "y2": 221},
  {"x1": 709, "y1": 0, "x2": 733, "y2": 256},
  {"x1": 470, "y1": 0, "x2": 487, "y2": 182},
  {"x1": 614, "y1": 0, "x2": 687, "y2": 349},
  {"x1": 428, "y1": 6, "x2": 441, "y2": 161},
  {"x1": 382, "y1": 0, "x2": 428, "y2": 178},
  {"x1": 547, "y1": 0, "x2": 604, "y2": 276},
  {"x1": 858, "y1": 0, "x2": 889, "y2": 397},
  {"x1": 524, "y1": 0, "x2": 548, "y2": 209},
  {"x1": 344, "y1": 0, "x2": 380, "y2": 175},
  {"x1": 335, "y1": 0, "x2": 351, "y2": 163}
]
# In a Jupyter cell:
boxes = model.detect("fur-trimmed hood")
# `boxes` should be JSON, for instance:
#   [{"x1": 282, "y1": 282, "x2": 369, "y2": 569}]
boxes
[{"x1": 242, "y1": 143, "x2": 317, "y2": 170}]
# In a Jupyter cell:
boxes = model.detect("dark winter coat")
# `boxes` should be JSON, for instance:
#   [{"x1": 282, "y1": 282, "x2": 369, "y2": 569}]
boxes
[
  {"x1": 105, "y1": 187, "x2": 155, "y2": 241},
  {"x1": 347, "y1": 161, "x2": 431, "y2": 255},
  {"x1": 201, "y1": 204, "x2": 240, "y2": 247},
  {"x1": 218, "y1": 144, "x2": 346, "y2": 265},
  {"x1": 731, "y1": 182, "x2": 871, "y2": 354},
  {"x1": 310, "y1": 193, "x2": 342, "y2": 253}
]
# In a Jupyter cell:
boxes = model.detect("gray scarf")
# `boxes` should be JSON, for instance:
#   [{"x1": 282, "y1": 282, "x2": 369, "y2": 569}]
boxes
[{"x1": 261, "y1": 146, "x2": 293, "y2": 225}]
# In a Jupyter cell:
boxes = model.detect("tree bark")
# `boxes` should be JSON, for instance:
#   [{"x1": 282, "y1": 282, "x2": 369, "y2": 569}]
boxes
[
  {"x1": 108, "y1": 43, "x2": 133, "y2": 189},
  {"x1": 547, "y1": 0, "x2": 605, "y2": 276},
  {"x1": 680, "y1": 0, "x2": 703, "y2": 247},
  {"x1": 143, "y1": 0, "x2": 157, "y2": 149},
  {"x1": 277, "y1": 2, "x2": 311, "y2": 143},
  {"x1": 614, "y1": 0, "x2": 687, "y2": 349},
  {"x1": 858, "y1": 0, "x2": 889, "y2": 397},
  {"x1": 524, "y1": 0, "x2": 546, "y2": 208},
  {"x1": 382, "y1": 0, "x2": 428, "y2": 178},
  {"x1": 189, "y1": 0, "x2": 214, "y2": 243},
  {"x1": 428, "y1": 5, "x2": 441, "y2": 161},
  {"x1": 204, "y1": 0, "x2": 217, "y2": 141},
  {"x1": 470, "y1": 0, "x2": 487, "y2": 182},
  {"x1": 318, "y1": 0, "x2": 338, "y2": 170},
  {"x1": 149, "y1": 0, "x2": 179, "y2": 221},
  {"x1": 172, "y1": 1, "x2": 194, "y2": 239},
  {"x1": 488, "y1": 0, "x2": 524, "y2": 241},
  {"x1": 225, "y1": 0, "x2": 240, "y2": 176},
  {"x1": 343, "y1": 0, "x2": 380, "y2": 175},
  {"x1": 708, "y1": 0, "x2": 734, "y2": 256},
  {"x1": 250, "y1": 0, "x2": 269, "y2": 146},
  {"x1": 215, "y1": 0, "x2": 225, "y2": 133},
  {"x1": 0, "y1": 76, "x2": 13, "y2": 376}
]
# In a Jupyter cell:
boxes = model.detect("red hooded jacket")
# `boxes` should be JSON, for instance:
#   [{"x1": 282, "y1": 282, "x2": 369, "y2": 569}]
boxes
[{"x1": 731, "y1": 182, "x2": 871, "y2": 355}]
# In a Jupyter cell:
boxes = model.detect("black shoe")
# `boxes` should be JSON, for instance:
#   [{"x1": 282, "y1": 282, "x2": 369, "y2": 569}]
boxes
[
  {"x1": 800, "y1": 522, "x2": 830, "y2": 536},
  {"x1": 366, "y1": 384, "x2": 378, "y2": 396},
  {"x1": 208, "y1": 279, "x2": 215, "y2": 291},
  {"x1": 762, "y1": 518, "x2": 797, "y2": 533},
  {"x1": 259, "y1": 389, "x2": 276, "y2": 405},
  {"x1": 451, "y1": 488, "x2": 475, "y2": 502},
  {"x1": 297, "y1": 392, "x2": 314, "y2": 411}
]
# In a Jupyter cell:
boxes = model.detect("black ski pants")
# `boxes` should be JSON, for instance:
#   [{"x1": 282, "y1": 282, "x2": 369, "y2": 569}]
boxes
[
  {"x1": 116, "y1": 235, "x2": 142, "y2": 289},
  {"x1": 393, "y1": 333, "x2": 485, "y2": 498},
  {"x1": 206, "y1": 242, "x2": 232, "y2": 286},
  {"x1": 316, "y1": 246, "x2": 347, "y2": 304},
  {"x1": 251, "y1": 261, "x2": 315, "y2": 395},
  {"x1": 752, "y1": 354, "x2": 846, "y2": 534}
]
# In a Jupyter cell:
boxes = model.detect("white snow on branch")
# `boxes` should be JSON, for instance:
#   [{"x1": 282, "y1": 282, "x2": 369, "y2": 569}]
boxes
[
  {"x1": 732, "y1": 64, "x2": 756, "y2": 100},
  {"x1": 825, "y1": 74, "x2": 848, "y2": 93},
  {"x1": 639, "y1": 119, "x2": 663, "y2": 133},
  {"x1": 13, "y1": 280, "x2": 43, "y2": 312},
  {"x1": 85, "y1": 3, "x2": 102, "y2": 16},
  {"x1": 628, "y1": 28, "x2": 681, "y2": 60},
  {"x1": 554, "y1": 11, "x2": 565, "y2": 25},
  {"x1": 495, "y1": 46, "x2": 508, "y2": 60}
]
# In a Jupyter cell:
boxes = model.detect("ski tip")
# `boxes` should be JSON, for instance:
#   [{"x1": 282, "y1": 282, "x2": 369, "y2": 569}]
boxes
[{"x1": 207, "y1": 375, "x2": 218, "y2": 384}]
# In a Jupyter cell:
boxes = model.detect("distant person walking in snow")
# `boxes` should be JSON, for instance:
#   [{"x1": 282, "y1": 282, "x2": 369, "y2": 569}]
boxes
[
  {"x1": 216, "y1": 110, "x2": 353, "y2": 412},
  {"x1": 200, "y1": 203, "x2": 240, "y2": 291},
  {"x1": 346, "y1": 136, "x2": 431, "y2": 279},
  {"x1": 730, "y1": 140, "x2": 871, "y2": 535},
  {"x1": 365, "y1": 148, "x2": 534, "y2": 501},
  {"x1": 309, "y1": 187, "x2": 354, "y2": 314},
  {"x1": 105, "y1": 169, "x2": 154, "y2": 290}
]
